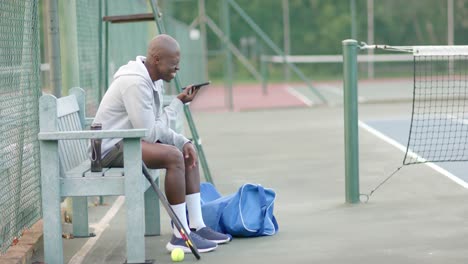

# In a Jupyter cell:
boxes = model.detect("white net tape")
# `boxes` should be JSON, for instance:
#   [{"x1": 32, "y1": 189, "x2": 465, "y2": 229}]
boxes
[{"x1": 413, "y1": 46, "x2": 468, "y2": 56}]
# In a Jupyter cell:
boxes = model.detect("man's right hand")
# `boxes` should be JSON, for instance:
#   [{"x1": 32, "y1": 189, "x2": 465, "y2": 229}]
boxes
[{"x1": 177, "y1": 85, "x2": 200, "y2": 104}]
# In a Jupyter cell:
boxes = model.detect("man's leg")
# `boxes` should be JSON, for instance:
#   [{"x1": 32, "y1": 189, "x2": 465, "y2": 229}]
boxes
[
  {"x1": 184, "y1": 159, "x2": 205, "y2": 230},
  {"x1": 142, "y1": 141, "x2": 189, "y2": 235},
  {"x1": 142, "y1": 141, "x2": 218, "y2": 252},
  {"x1": 142, "y1": 141, "x2": 185, "y2": 204},
  {"x1": 184, "y1": 152, "x2": 231, "y2": 244}
]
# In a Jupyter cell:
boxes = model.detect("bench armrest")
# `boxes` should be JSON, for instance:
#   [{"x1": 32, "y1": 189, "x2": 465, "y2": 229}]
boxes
[{"x1": 38, "y1": 129, "x2": 147, "y2": 141}]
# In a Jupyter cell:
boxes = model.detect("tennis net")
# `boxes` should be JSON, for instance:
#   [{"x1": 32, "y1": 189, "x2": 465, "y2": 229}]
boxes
[{"x1": 404, "y1": 46, "x2": 468, "y2": 164}]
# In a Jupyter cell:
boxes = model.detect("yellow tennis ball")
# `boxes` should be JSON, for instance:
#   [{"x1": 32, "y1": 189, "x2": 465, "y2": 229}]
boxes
[{"x1": 171, "y1": 248, "x2": 184, "y2": 262}]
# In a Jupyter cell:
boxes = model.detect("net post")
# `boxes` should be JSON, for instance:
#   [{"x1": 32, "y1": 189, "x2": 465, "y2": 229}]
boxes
[{"x1": 342, "y1": 39, "x2": 360, "y2": 204}]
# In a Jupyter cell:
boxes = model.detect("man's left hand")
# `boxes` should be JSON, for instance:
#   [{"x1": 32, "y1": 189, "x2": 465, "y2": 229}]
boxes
[
  {"x1": 177, "y1": 85, "x2": 200, "y2": 104},
  {"x1": 182, "y1": 142, "x2": 198, "y2": 168}
]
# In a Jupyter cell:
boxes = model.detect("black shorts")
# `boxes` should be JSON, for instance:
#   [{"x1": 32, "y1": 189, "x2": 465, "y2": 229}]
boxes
[{"x1": 101, "y1": 141, "x2": 124, "y2": 168}]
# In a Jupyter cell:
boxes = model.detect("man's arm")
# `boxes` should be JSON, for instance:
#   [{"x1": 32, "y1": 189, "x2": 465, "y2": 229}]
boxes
[{"x1": 121, "y1": 79, "x2": 189, "y2": 149}]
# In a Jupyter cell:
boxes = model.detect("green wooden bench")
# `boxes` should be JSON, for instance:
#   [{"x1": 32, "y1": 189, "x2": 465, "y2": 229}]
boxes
[{"x1": 38, "y1": 87, "x2": 160, "y2": 264}]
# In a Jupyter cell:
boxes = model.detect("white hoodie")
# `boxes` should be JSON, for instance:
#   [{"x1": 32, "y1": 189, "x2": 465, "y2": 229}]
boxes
[{"x1": 93, "y1": 56, "x2": 189, "y2": 157}]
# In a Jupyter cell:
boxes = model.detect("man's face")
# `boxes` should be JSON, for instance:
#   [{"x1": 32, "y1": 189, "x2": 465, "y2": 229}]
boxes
[{"x1": 157, "y1": 51, "x2": 180, "y2": 82}]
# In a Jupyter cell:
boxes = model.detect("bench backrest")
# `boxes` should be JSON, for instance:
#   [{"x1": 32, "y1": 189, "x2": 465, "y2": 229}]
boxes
[{"x1": 39, "y1": 88, "x2": 89, "y2": 173}]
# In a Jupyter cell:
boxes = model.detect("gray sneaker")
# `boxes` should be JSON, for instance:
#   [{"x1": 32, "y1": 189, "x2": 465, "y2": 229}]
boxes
[
  {"x1": 192, "y1": 227, "x2": 232, "y2": 244},
  {"x1": 166, "y1": 232, "x2": 218, "y2": 253}
]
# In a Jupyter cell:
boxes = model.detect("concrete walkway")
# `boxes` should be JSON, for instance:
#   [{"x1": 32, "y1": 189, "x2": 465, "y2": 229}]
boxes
[{"x1": 32, "y1": 102, "x2": 468, "y2": 264}]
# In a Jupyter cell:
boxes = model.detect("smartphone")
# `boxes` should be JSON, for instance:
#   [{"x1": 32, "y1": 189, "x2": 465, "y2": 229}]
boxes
[{"x1": 183, "y1": 81, "x2": 211, "y2": 90}]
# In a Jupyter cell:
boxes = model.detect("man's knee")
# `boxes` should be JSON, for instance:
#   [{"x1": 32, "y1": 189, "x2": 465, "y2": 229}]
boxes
[{"x1": 166, "y1": 146, "x2": 185, "y2": 167}]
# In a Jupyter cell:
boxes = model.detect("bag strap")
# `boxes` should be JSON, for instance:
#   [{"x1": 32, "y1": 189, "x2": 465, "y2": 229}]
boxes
[{"x1": 254, "y1": 185, "x2": 268, "y2": 236}]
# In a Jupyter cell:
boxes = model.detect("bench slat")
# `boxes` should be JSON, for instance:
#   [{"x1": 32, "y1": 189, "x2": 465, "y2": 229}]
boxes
[
  {"x1": 65, "y1": 160, "x2": 91, "y2": 177},
  {"x1": 64, "y1": 113, "x2": 87, "y2": 161},
  {"x1": 57, "y1": 95, "x2": 79, "y2": 118},
  {"x1": 61, "y1": 177, "x2": 125, "y2": 196},
  {"x1": 57, "y1": 112, "x2": 88, "y2": 171}
]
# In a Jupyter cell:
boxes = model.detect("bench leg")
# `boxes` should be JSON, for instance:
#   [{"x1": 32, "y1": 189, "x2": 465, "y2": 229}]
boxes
[
  {"x1": 40, "y1": 141, "x2": 64, "y2": 264},
  {"x1": 124, "y1": 139, "x2": 147, "y2": 263},
  {"x1": 72, "y1": 197, "x2": 93, "y2": 237},
  {"x1": 144, "y1": 179, "x2": 161, "y2": 236}
]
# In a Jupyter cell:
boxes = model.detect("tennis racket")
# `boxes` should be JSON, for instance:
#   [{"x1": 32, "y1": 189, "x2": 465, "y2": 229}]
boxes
[{"x1": 142, "y1": 164, "x2": 201, "y2": 260}]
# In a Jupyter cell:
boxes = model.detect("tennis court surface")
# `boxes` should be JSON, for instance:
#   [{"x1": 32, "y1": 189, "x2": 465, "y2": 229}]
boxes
[{"x1": 31, "y1": 98, "x2": 468, "y2": 264}]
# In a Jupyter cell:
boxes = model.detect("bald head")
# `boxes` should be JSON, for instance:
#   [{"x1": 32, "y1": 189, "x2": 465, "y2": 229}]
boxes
[
  {"x1": 145, "y1": 34, "x2": 181, "y2": 82},
  {"x1": 146, "y1": 34, "x2": 180, "y2": 64}
]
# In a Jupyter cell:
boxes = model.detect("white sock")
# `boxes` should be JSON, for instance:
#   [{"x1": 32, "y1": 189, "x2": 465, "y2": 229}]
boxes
[
  {"x1": 170, "y1": 202, "x2": 190, "y2": 238},
  {"x1": 186, "y1": 193, "x2": 206, "y2": 230}
]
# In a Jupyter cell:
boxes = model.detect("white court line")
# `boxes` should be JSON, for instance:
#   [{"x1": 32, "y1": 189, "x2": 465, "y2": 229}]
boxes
[
  {"x1": 359, "y1": 120, "x2": 468, "y2": 189},
  {"x1": 68, "y1": 196, "x2": 125, "y2": 264},
  {"x1": 285, "y1": 86, "x2": 314, "y2": 106},
  {"x1": 447, "y1": 114, "x2": 468, "y2": 125},
  {"x1": 286, "y1": 84, "x2": 367, "y2": 105}
]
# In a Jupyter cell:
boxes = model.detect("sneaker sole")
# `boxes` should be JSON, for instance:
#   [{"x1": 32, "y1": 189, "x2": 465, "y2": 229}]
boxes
[
  {"x1": 210, "y1": 237, "x2": 231, "y2": 244},
  {"x1": 166, "y1": 242, "x2": 218, "y2": 253}
]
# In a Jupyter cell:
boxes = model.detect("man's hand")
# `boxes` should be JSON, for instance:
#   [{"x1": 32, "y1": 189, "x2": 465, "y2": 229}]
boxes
[
  {"x1": 182, "y1": 141, "x2": 198, "y2": 168},
  {"x1": 177, "y1": 85, "x2": 200, "y2": 104}
]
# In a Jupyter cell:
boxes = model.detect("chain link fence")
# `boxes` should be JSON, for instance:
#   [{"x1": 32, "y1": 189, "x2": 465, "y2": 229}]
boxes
[
  {"x1": 0, "y1": 0, "x2": 204, "y2": 255},
  {"x1": 0, "y1": 0, "x2": 41, "y2": 254},
  {"x1": 76, "y1": 0, "x2": 102, "y2": 116}
]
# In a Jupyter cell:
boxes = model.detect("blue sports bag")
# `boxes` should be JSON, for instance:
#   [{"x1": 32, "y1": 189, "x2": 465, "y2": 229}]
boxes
[{"x1": 200, "y1": 183, "x2": 279, "y2": 237}]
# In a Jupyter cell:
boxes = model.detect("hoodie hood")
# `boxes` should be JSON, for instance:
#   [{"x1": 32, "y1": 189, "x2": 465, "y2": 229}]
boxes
[{"x1": 113, "y1": 56, "x2": 155, "y2": 89}]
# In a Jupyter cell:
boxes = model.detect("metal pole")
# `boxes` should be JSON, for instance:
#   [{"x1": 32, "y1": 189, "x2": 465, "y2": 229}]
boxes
[
  {"x1": 104, "y1": 0, "x2": 109, "y2": 91},
  {"x1": 350, "y1": 0, "x2": 357, "y2": 39},
  {"x1": 342, "y1": 39, "x2": 360, "y2": 204},
  {"x1": 59, "y1": 0, "x2": 80, "y2": 95},
  {"x1": 448, "y1": 0, "x2": 454, "y2": 45},
  {"x1": 47, "y1": 0, "x2": 62, "y2": 97},
  {"x1": 282, "y1": 0, "x2": 290, "y2": 83},
  {"x1": 98, "y1": 0, "x2": 103, "y2": 101},
  {"x1": 98, "y1": 0, "x2": 104, "y2": 205},
  {"x1": 198, "y1": 0, "x2": 209, "y2": 81},
  {"x1": 222, "y1": 0, "x2": 234, "y2": 111},
  {"x1": 260, "y1": 54, "x2": 268, "y2": 93},
  {"x1": 367, "y1": 0, "x2": 374, "y2": 79},
  {"x1": 41, "y1": 0, "x2": 51, "y2": 90},
  {"x1": 448, "y1": 0, "x2": 454, "y2": 75}
]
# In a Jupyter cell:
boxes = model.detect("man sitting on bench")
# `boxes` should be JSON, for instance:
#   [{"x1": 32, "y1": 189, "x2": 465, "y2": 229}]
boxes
[{"x1": 92, "y1": 34, "x2": 230, "y2": 253}]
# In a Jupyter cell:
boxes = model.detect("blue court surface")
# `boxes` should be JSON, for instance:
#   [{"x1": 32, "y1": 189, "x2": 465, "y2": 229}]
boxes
[{"x1": 360, "y1": 118, "x2": 468, "y2": 188}]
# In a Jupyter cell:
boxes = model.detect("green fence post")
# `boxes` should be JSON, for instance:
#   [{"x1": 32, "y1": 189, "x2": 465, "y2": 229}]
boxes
[
  {"x1": 47, "y1": 0, "x2": 62, "y2": 97},
  {"x1": 221, "y1": 0, "x2": 234, "y2": 111},
  {"x1": 342, "y1": 39, "x2": 360, "y2": 204},
  {"x1": 260, "y1": 55, "x2": 268, "y2": 94},
  {"x1": 59, "y1": 0, "x2": 80, "y2": 95}
]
